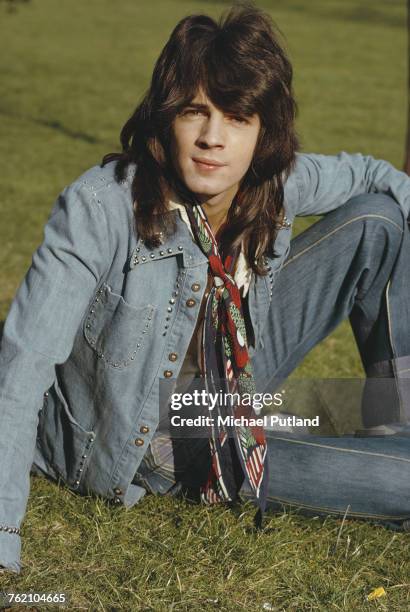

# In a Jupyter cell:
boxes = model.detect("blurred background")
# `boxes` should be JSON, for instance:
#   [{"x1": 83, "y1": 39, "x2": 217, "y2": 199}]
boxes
[{"x1": 0, "y1": 0, "x2": 408, "y2": 433}]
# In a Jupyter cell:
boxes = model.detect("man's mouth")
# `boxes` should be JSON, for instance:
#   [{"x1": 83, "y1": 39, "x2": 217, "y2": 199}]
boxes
[{"x1": 192, "y1": 157, "x2": 227, "y2": 170}]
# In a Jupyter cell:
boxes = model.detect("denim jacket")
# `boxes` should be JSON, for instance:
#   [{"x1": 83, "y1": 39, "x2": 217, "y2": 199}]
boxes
[{"x1": 1, "y1": 152, "x2": 410, "y2": 572}]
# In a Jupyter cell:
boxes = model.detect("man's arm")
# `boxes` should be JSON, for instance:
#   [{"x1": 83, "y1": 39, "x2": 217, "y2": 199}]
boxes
[
  {"x1": 291, "y1": 152, "x2": 410, "y2": 218},
  {"x1": 0, "y1": 180, "x2": 110, "y2": 573}
]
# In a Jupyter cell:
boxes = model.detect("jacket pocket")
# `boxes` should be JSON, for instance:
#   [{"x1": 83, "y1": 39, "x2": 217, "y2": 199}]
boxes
[
  {"x1": 84, "y1": 283, "x2": 156, "y2": 368},
  {"x1": 38, "y1": 378, "x2": 96, "y2": 491}
]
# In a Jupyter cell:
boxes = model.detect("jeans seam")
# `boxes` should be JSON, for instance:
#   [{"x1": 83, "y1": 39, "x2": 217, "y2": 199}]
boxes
[
  {"x1": 385, "y1": 280, "x2": 396, "y2": 358},
  {"x1": 267, "y1": 435, "x2": 410, "y2": 462},
  {"x1": 385, "y1": 280, "x2": 405, "y2": 421},
  {"x1": 282, "y1": 214, "x2": 403, "y2": 270},
  {"x1": 240, "y1": 490, "x2": 410, "y2": 519},
  {"x1": 260, "y1": 495, "x2": 410, "y2": 520}
]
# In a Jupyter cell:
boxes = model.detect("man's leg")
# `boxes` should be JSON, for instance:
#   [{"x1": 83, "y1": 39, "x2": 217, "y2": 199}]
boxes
[
  {"x1": 252, "y1": 192, "x2": 410, "y2": 426},
  {"x1": 249, "y1": 193, "x2": 410, "y2": 525},
  {"x1": 241, "y1": 432, "x2": 410, "y2": 527}
]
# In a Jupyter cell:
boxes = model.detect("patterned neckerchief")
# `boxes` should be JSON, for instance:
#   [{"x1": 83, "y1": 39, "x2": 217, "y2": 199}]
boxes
[
  {"x1": 182, "y1": 202, "x2": 269, "y2": 527},
  {"x1": 167, "y1": 199, "x2": 253, "y2": 296}
]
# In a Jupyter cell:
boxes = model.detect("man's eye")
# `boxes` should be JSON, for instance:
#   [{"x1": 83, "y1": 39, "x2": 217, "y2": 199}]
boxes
[
  {"x1": 181, "y1": 109, "x2": 204, "y2": 117},
  {"x1": 228, "y1": 115, "x2": 248, "y2": 124}
]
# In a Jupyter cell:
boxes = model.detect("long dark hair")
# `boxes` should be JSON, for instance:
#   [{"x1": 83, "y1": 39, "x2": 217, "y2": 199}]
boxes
[{"x1": 102, "y1": 2, "x2": 299, "y2": 275}]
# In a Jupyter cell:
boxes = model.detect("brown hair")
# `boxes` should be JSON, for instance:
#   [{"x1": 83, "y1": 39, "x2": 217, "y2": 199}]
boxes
[{"x1": 102, "y1": 2, "x2": 299, "y2": 275}]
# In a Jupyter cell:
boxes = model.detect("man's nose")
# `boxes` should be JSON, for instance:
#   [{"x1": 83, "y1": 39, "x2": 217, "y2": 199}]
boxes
[{"x1": 196, "y1": 114, "x2": 225, "y2": 148}]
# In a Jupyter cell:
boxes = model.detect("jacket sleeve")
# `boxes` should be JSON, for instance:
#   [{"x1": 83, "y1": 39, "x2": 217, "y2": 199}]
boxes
[
  {"x1": 291, "y1": 152, "x2": 410, "y2": 218},
  {"x1": 0, "y1": 180, "x2": 111, "y2": 573}
]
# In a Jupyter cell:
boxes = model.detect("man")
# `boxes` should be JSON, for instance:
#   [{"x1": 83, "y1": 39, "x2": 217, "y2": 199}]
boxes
[{"x1": 1, "y1": 3, "x2": 410, "y2": 574}]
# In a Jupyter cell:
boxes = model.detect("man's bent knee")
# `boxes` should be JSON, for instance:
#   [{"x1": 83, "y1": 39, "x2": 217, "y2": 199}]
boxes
[{"x1": 340, "y1": 193, "x2": 405, "y2": 233}]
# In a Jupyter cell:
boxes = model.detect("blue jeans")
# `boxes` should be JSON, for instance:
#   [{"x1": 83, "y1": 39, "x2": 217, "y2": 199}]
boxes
[{"x1": 134, "y1": 194, "x2": 410, "y2": 529}]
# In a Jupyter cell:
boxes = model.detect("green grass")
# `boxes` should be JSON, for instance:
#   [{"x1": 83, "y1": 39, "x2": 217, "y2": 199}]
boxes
[
  {"x1": 3, "y1": 477, "x2": 410, "y2": 611},
  {"x1": 0, "y1": 0, "x2": 409, "y2": 609}
]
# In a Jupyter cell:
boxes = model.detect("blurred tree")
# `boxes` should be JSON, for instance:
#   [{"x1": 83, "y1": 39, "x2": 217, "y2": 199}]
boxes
[
  {"x1": 405, "y1": 0, "x2": 410, "y2": 174},
  {"x1": 0, "y1": 0, "x2": 30, "y2": 12}
]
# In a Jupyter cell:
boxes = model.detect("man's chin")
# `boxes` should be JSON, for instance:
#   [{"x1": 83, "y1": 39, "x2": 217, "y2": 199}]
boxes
[
  {"x1": 183, "y1": 177, "x2": 238, "y2": 205},
  {"x1": 188, "y1": 183, "x2": 229, "y2": 202},
  {"x1": 193, "y1": 192, "x2": 220, "y2": 204}
]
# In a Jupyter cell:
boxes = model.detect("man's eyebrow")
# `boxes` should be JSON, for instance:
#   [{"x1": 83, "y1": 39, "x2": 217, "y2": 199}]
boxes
[
  {"x1": 182, "y1": 102, "x2": 209, "y2": 110},
  {"x1": 181, "y1": 102, "x2": 253, "y2": 118}
]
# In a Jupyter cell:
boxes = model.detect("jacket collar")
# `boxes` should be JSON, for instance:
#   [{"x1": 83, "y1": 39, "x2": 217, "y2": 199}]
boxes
[{"x1": 128, "y1": 209, "x2": 209, "y2": 270}]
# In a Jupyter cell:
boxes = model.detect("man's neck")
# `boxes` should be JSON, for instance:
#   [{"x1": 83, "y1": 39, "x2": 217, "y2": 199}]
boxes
[
  {"x1": 203, "y1": 206, "x2": 228, "y2": 235},
  {"x1": 200, "y1": 184, "x2": 238, "y2": 235}
]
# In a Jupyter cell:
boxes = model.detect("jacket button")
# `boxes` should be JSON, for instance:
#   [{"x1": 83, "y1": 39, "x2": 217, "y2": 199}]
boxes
[
  {"x1": 114, "y1": 487, "x2": 122, "y2": 495},
  {"x1": 191, "y1": 283, "x2": 201, "y2": 292},
  {"x1": 164, "y1": 370, "x2": 173, "y2": 378},
  {"x1": 168, "y1": 352, "x2": 178, "y2": 362},
  {"x1": 140, "y1": 425, "x2": 150, "y2": 434},
  {"x1": 134, "y1": 438, "x2": 144, "y2": 446},
  {"x1": 186, "y1": 298, "x2": 196, "y2": 307}
]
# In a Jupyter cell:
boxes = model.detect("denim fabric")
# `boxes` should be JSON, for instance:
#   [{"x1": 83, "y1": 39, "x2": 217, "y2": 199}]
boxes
[
  {"x1": 135, "y1": 194, "x2": 410, "y2": 528},
  {"x1": 135, "y1": 432, "x2": 410, "y2": 528},
  {"x1": 1, "y1": 152, "x2": 410, "y2": 572}
]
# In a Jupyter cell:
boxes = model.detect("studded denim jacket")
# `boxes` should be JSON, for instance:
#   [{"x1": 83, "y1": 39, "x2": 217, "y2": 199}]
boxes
[{"x1": 1, "y1": 152, "x2": 410, "y2": 572}]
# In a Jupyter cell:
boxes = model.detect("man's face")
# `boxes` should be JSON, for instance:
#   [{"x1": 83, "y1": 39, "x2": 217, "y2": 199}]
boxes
[{"x1": 170, "y1": 90, "x2": 261, "y2": 205}]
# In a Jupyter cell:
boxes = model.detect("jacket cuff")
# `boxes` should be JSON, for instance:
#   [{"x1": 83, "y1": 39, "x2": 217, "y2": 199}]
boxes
[{"x1": 0, "y1": 530, "x2": 21, "y2": 574}]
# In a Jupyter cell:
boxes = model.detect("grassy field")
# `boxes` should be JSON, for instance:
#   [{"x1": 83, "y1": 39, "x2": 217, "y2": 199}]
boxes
[{"x1": 0, "y1": 0, "x2": 409, "y2": 609}]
